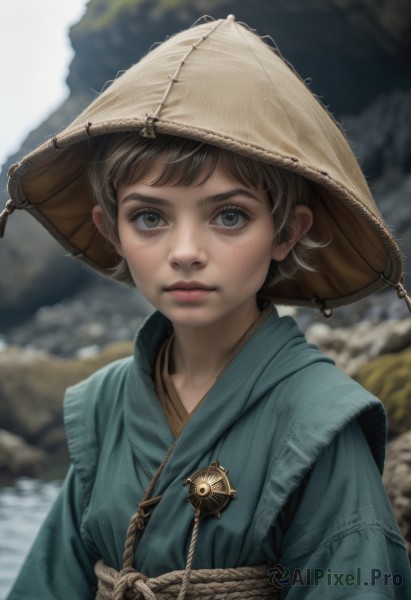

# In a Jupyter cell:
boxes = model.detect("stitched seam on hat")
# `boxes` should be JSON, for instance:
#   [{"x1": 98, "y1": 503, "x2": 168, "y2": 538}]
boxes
[{"x1": 140, "y1": 19, "x2": 225, "y2": 137}]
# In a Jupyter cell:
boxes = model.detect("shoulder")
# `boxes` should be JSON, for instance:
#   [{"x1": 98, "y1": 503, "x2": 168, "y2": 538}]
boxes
[
  {"x1": 63, "y1": 356, "x2": 134, "y2": 503},
  {"x1": 64, "y1": 355, "x2": 134, "y2": 432},
  {"x1": 254, "y1": 338, "x2": 387, "y2": 541},
  {"x1": 279, "y1": 419, "x2": 409, "y2": 584},
  {"x1": 266, "y1": 317, "x2": 387, "y2": 471},
  {"x1": 249, "y1": 311, "x2": 387, "y2": 475}
]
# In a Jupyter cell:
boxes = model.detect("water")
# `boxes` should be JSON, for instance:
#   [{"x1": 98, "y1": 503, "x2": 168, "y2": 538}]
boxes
[{"x1": 0, "y1": 478, "x2": 61, "y2": 599}]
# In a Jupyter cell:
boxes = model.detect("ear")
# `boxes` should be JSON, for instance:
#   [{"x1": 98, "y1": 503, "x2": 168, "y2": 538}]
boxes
[
  {"x1": 92, "y1": 206, "x2": 124, "y2": 257},
  {"x1": 271, "y1": 205, "x2": 313, "y2": 261}
]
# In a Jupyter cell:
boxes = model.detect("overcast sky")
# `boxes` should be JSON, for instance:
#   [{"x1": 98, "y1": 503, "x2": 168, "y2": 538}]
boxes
[{"x1": 0, "y1": 0, "x2": 88, "y2": 173}]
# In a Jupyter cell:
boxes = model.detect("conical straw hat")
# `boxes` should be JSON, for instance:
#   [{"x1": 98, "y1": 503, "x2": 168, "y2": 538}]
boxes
[{"x1": 5, "y1": 16, "x2": 405, "y2": 311}]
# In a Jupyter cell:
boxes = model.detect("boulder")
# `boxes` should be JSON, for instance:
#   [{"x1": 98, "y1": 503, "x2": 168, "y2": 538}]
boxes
[
  {"x1": 0, "y1": 341, "x2": 133, "y2": 448},
  {"x1": 0, "y1": 429, "x2": 47, "y2": 485},
  {"x1": 354, "y1": 346, "x2": 411, "y2": 438},
  {"x1": 374, "y1": 173, "x2": 411, "y2": 284},
  {"x1": 0, "y1": 212, "x2": 90, "y2": 328},
  {"x1": 343, "y1": 89, "x2": 411, "y2": 178},
  {"x1": 383, "y1": 430, "x2": 411, "y2": 559},
  {"x1": 306, "y1": 318, "x2": 411, "y2": 376},
  {"x1": 5, "y1": 278, "x2": 152, "y2": 356}
]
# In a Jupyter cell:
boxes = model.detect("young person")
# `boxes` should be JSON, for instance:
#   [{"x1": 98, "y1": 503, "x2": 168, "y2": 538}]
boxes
[{"x1": 3, "y1": 15, "x2": 411, "y2": 599}]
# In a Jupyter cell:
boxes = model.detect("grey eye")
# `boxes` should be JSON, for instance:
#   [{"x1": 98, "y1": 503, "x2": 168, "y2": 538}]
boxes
[
  {"x1": 135, "y1": 211, "x2": 162, "y2": 229},
  {"x1": 216, "y1": 209, "x2": 246, "y2": 228}
]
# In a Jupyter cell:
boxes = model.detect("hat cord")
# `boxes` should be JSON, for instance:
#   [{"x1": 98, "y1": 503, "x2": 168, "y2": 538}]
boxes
[
  {"x1": 380, "y1": 274, "x2": 411, "y2": 312},
  {"x1": 0, "y1": 199, "x2": 16, "y2": 237},
  {"x1": 395, "y1": 281, "x2": 411, "y2": 312}
]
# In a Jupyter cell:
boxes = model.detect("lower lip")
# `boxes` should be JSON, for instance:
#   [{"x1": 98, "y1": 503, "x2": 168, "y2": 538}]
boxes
[{"x1": 166, "y1": 289, "x2": 213, "y2": 301}]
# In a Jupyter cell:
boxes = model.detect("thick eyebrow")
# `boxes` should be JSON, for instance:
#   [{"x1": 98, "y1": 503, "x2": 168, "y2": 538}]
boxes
[
  {"x1": 199, "y1": 189, "x2": 261, "y2": 206},
  {"x1": 120, "y1": 193, "x2": 169, "y2": 206},
  {"x1": 120, "y1": 189, "x2": 261, "y2": 206}
]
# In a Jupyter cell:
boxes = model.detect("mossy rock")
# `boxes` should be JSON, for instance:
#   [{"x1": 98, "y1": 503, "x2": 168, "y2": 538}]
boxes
[
  {"x1": 354, "y1": 347, "x2": 411, "y2": 438},
  {"x1": 383, "y1": 430, "x2": 411, "y2": 560},
  {"x1": 74, "y1": 0, "x2": 188, "y2": 32},
  {"x1": 0, "y1": 342, "x2": 133, "y2": 444}
]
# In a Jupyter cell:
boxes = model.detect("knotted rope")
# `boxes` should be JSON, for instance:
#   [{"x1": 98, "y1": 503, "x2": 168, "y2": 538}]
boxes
[
  {"x1": 122, "y1": 444, "x2": 176, "y2": 571},
  {"x1": 95, "y1": 560, "x2": 278, "y2": 599},
  {"x1": 176, "y1": 509, "x2": 201, "y2": 600},
  {"x1": 94, "y1": 440, "x2": 279, "y2": 599}
]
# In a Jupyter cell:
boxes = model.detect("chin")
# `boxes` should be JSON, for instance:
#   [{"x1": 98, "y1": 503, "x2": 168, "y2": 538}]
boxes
[{"x1": 160, "y1": 308, "x2": 223, "y2": 329}]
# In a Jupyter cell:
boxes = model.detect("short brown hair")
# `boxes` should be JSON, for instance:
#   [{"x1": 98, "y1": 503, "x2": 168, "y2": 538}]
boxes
[{"x1": 88, "y1": 133, "x2": 321, "y2": 287}]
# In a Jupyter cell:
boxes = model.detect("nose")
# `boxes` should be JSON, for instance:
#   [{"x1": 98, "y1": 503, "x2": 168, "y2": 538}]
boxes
[{"x1": 168, "y1": 223, "x2": 207, "y2": 270}]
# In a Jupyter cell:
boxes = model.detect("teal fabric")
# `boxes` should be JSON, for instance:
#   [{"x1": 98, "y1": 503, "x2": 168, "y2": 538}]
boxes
[{"x1": 7, "y1": 309, "x2": 411, "y2": 599}]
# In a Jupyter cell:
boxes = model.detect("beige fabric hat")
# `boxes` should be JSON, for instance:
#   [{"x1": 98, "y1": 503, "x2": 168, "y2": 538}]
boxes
[{"x1": 2, "y1": 15, "x2": 408, "y2": 311}]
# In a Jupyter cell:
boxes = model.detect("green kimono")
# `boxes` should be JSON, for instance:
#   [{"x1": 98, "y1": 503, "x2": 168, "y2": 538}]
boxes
[{"x1": 8, "y1": 309, "x2": 411, "y2": 598}]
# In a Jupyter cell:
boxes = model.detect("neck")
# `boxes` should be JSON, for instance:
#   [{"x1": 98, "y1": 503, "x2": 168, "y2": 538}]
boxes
[{"x1": 170, "y1": 302, "x2": 263, "y2": 390}]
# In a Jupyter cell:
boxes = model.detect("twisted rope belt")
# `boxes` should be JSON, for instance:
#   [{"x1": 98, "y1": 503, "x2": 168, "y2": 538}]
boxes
[{"x1": 95, "y1": 560, "x2": 277, "y2": 600}]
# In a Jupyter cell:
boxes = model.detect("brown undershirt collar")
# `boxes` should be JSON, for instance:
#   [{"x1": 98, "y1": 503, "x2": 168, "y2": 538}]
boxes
[{"x1": 154, "y1": 305, "x2": 273, "y2": 438}]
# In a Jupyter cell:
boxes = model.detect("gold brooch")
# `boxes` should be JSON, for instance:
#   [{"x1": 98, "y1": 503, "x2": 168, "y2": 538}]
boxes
[{"x1": 184, "y1": 460, "x2": 236, "y2": 518}]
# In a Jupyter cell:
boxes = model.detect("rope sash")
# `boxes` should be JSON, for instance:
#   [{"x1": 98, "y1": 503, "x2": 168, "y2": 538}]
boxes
[{"x1": 95, "y1": 560, "x2": 279, "y2": 600}]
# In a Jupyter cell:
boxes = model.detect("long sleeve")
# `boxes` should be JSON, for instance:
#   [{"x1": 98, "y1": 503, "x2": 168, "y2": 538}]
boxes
[
  {"x1": 275, "y1": 420, "x2": 411, "y2": 599},
  {"x1": 7, "y1": 466, "x2": 97, "y2": 600}
]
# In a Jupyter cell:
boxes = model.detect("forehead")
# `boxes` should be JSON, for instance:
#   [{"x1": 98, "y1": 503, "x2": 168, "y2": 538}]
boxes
[{"x1": 117, "y1": 157, "x2": 271, "y2": 208}]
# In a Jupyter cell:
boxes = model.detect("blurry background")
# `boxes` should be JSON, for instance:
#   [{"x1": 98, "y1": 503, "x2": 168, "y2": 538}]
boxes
[{"x1": 0, "y1": 0, "x2": 410, "y2": 595}]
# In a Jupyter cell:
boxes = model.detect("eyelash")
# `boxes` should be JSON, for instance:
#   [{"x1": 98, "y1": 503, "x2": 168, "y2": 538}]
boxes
[
  {"x1": 128, "y1": 205, "x2": 251, "y2": 234},
  {"x1": 128, "y1": 209, "x2": 166, "y2": 233},
  {"x1": 212, "y1": 206, "x2": 250, "y2": 230}
]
